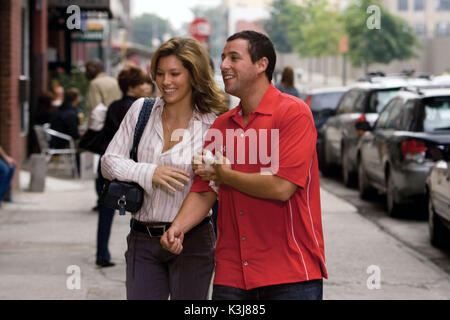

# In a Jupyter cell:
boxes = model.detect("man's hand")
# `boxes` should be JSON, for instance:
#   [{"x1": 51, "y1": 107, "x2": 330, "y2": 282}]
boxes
[
  {"x1": 194, "y1": 151, "x2": 232, "y2": 186},
  {"x1": 160, "y1": 225, "x2": 184, "y2": 255},
  {"x1": 152, "y1": 166, "x2": 190, "y2": 193}
]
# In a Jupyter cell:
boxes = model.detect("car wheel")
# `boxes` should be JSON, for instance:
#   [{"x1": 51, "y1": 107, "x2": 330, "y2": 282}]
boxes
[
  {"x1": 342, "y1": 145, "x2": 357, "y2": 188},
  {"x1": 358, "y1": 158, "x2": 372, "y2": 200},
  {"x1": 386, "y1": 170, "x2": 401, "y2": 217},
  {"x1": 428, "y1": 193, "x2": 449, "y2": 248}
]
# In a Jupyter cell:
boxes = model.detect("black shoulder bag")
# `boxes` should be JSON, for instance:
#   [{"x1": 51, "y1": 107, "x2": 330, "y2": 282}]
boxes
[{"x1": 99, "y1": 98, "x2": 156, "y2": 215}]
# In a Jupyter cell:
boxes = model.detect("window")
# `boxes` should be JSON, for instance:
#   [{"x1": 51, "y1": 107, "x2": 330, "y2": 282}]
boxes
[
  {"x1": 368, "y1": 89, "x2": 402, "y2": 113},
  {"x1": 414, "y1": 23, "x2": 427, "y2": 36},
  {"x1": 385, "y1": 102, "x2": 405, "y2": 130},
  {"x1": 414, "y1": 0, "x2": 425, "y2": 10},
  {"x1": 375, "y1": 99, "x2": 399, "y2": 129},
  {"x1": 337, "y1": 90, "x2": 360, "y2": 114},
  {"x1": 436, "y1": 0, "x2": 450, "y2": 10},
  {"x1": 399, "y1": 101, "x2": 416, "y2": 131},
  {"x1": 398, "y1": 0, "x2": 408, "y2": 11},
  {"x1": 422, "y1": 98, "x2": 450, "y2": 132},
  {"x1": 436, "y1": 22, "x2": 450, "y2": 36}
]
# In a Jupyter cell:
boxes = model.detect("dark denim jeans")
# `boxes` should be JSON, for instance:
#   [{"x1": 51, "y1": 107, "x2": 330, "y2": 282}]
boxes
[
  {"x1": 0, "y1": 159, "x2": 15, "y2": 201},
  {"x1": 212, "y1": 279, "x2": 323, "y2": 300}
]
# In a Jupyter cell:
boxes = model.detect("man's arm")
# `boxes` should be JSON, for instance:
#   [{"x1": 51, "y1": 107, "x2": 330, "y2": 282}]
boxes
[
  {"x1": 160, "y1": 191, "x2": 216, "y2": 254},
  {"x1": 220, "y1": 168, "x2": 297, "y2": 202},
  {"x1": 195, "y1": 152, "x2": 298, "y2": 202}
]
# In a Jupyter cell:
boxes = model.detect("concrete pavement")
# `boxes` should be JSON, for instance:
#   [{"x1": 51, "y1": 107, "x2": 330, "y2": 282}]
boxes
[{"x1": 0, "y1": 171, "x2": 449, "y2": 300}]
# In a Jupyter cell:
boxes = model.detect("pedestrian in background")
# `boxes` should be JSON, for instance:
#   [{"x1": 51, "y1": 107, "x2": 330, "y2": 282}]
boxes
[
  {"x1": 85, "y1": 59, "x2": 121, "y2": 212},
  {"x1": 101, "y1": 37, "x2": 228, "y2": 299},
  {"x1": 140, "y1": 74, "x2": 157, "y2": 98},
  {"x1": 0, "y1": 145, "x2": 15, "y2": 206},
  {"x1": 276, "y1": 66, "x2": 300, "y2": 98},
  {"x1": 162, "y1": 30, "x2": 327, "y2": 300},
  {"x1": 49, "y1": 88, "x2": 81, "y2": 149},
  {"x1": 94, "y1": 65, "x2": 149, "y2": 268}
]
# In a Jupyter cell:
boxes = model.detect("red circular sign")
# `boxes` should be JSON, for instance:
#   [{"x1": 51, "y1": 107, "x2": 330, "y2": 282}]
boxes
[{"x1": 189, "y1": 18, "x2": 212, "y2": 42}]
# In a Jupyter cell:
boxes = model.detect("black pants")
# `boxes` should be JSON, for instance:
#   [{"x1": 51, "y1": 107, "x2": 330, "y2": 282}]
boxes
[{"x1": 125, "y1": 220, "x2": 216, "y2": 300}]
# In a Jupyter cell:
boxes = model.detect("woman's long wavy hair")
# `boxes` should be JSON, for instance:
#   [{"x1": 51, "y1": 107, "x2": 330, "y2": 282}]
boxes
[{"x1": 151, "y1": 37, "x2": 228, "y2": 114}]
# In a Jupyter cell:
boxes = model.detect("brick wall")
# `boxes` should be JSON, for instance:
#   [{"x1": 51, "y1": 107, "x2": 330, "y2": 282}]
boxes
[{"x1": 0, "y1": 0, "x2": 22, "y2": 189}]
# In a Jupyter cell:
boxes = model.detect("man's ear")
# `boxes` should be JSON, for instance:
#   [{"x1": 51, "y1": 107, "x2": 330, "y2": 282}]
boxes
[{"x1": 256, "y1": 57, "x2": 269, "y2": 76}]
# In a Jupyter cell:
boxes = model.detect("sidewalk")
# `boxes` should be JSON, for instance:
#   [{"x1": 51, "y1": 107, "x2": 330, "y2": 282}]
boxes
[{"x1": 0, "y1": 171, "x2": 449, "y2": 299}]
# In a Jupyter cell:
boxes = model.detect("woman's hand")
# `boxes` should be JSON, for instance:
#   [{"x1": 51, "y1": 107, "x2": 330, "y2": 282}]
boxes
[{"x1": 152, "y1": 166, "x2": 191, "y2": 192}]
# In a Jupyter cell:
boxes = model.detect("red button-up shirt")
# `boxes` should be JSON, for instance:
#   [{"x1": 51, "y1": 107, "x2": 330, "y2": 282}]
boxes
[{"x1": 191, "y1": 84, "x2": 328, "y2": 290}]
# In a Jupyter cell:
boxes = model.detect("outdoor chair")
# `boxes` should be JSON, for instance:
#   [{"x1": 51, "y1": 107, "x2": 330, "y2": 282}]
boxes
[{"x1": 33, "y1": 124, "x2": 79, "y2": 178}]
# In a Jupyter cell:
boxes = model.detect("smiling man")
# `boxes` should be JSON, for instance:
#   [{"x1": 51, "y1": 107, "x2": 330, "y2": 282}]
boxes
[{"x1": 161, "y1": 30, "x2": 327, "y2": 300}]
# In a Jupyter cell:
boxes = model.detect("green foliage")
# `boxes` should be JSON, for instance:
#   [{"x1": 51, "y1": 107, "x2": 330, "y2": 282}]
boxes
[
  {"x1": 342, "y1": 0, "x2": 420, "y2": 68},
  {"x1": 131, "y1": 13, "x2": 174, "y2": 49},
  {"x1": 264, "y1": 0, "x2": 296, "y2": 53}
]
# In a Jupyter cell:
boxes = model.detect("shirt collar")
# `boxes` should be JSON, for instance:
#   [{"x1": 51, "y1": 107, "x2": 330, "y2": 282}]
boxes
[{"x1": 229, "y1": 83, "x2": 279, "y2": 119}]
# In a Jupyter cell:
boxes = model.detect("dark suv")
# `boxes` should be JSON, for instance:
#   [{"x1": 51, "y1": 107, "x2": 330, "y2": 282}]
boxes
[{"x1": 317, "y1": 76, "x2": 430, "y2": 186}]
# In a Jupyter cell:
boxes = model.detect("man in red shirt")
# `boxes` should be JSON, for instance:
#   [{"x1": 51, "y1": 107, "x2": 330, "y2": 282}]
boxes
[{"x1": 161, "y1": 31, "x2": 327, "y2": 300}]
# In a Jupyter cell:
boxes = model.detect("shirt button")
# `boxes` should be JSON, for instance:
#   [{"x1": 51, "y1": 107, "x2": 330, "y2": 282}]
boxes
[
  {"x1": 240, "y1": 133, "x2": 244, "y2": 138},
  {"x1": 242, "y1": 236, "x2": 246, "y2": 241},
  {"x1": 243, "y1": 261, "x2": 248, "y2": 266},
  {"x1": 239, "y1": 211, "x2": 244, "y2": 215}
]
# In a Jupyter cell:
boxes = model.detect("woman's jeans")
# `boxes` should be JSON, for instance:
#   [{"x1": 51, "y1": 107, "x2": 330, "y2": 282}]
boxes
[
  {"x1": 0, "y1": 159, "x2": 15, "y2": 201},
  {"x1": 212, "y1": 279, "x2": 323, "y2": 300}
]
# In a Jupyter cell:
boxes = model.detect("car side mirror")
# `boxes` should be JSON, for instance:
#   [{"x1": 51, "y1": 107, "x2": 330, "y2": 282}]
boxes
[{"x1": 355, "y1": 121, "x2": 372, "y2": 132}]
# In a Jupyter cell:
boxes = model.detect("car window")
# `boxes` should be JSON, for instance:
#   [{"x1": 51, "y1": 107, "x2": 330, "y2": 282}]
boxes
[
  {"x1": 337, "y1": 90, "x2": 359, "y2": 114},
  {"x1": 399, "y1": 101, "x2": 416, "y2": 131},
  {"x1": 375, "y1": 98, "x2": 399, "y2": 129},
  {"x1": 385, "y1": 99, "x2": 405, "y2": 129},
  {"x1": 309, "y1": 91, "x2": 346, "y2": 111},
  {"x1": 422, "y1": 97, "x2": 450, "y2": 132},
  {"x1": 368, "y1": 88, "x2": 401, "y2": 113}
]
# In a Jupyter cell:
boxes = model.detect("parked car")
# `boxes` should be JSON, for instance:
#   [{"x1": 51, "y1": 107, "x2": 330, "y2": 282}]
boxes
[
  {"x1": 318, "y1": 75, "x2": 431, "y2": 187},
  {"x1": 357, "y1": 87, "x2": 450, "y2": 216},
  {"x1": 302, "y1": 87, "x2": 347, "y2": 131},
  {"x1": 426, "y1": 146, "x2": 450, "y2": 248}
]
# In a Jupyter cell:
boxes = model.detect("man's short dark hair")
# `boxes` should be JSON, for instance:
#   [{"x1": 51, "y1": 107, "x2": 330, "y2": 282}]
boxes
[{"x1": 227, "y1": 30, "x2": 276, "y2": 82}]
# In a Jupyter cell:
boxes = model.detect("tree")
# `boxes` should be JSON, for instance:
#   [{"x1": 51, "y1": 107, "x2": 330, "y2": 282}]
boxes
[
  {"x1": 131, "y1": 13, "x2": 174, "y2": 49},
  {"x1": 342, "y1": 0, "x2": 420, "y2": 73},
  {"x1": 264, "y1": 0, "x2": 299, "y2": 53}
]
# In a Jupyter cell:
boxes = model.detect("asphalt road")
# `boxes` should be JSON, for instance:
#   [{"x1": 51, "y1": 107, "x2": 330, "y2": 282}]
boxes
[{"x1": 319, "y1": 171, "x2": 450, "y2": 276}]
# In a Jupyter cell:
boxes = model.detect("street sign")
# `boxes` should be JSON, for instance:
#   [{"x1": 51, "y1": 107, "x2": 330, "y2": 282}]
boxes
[
  {"x1": 339, "y1": 35, "x2": 348, "y2": 54},
  {"x1": 189, "y1": 18, "x2": 212, "y2": 43}
]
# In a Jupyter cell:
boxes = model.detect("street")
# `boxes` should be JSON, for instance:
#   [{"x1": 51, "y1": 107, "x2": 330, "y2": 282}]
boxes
[{"x1": 0, "y1": 170, "x2": 449, "y2": 300}]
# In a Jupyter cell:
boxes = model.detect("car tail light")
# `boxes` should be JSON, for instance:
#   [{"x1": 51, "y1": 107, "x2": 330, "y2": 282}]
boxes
[
  {"x1": 401, "y1": 140, "x2": 427, "y2": 162},
  {"x1": 355, "y1": 114, "x2": 367, "y2": 136}
]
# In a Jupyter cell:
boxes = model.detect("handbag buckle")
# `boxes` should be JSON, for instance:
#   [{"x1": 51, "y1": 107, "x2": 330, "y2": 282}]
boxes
[{"x1": 118, "y1": 195, "x2": 127, "y2": 215}]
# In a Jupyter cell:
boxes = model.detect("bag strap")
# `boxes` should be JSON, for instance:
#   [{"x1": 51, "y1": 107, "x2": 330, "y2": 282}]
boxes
[{"x1": 130, "y1": 98, "x2": 156, "y2": 161}]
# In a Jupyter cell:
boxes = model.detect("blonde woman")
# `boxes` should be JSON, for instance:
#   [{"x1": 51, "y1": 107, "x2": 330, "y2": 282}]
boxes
[{"x1": 101, "y1": 38, "x2": 228, "y2": 300}]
